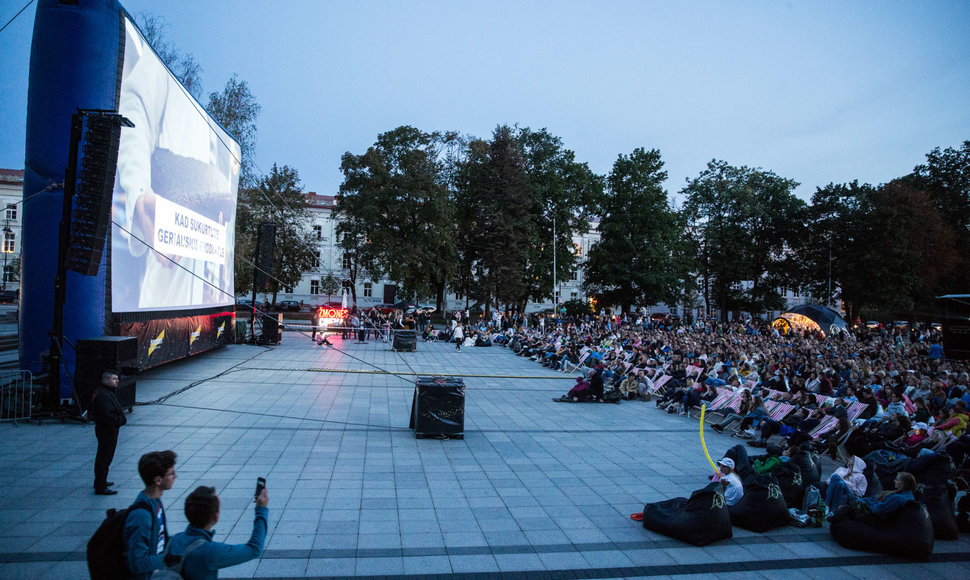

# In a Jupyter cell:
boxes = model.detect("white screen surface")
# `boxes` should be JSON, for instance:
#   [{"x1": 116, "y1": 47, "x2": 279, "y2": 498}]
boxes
[{"x1": 111, "y1": 16, "x2": 239, "y2": 313}]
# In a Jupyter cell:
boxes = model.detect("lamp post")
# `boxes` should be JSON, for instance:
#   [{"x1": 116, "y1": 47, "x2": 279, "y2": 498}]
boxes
[
  {"x1": 552, "y1": 216, "x2": 557, "y2": 307},
  {"x1": 1, "y1": 221, "x2": 10, "y2": 291}
]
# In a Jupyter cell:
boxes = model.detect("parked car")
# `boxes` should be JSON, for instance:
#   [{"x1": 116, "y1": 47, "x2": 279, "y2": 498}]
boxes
[
  {"x1": 0, "y1": 290, "x2": 17, "y2": 304},
  {"x1": 278, "y1": 300, "x2": 301, "y2": 312}
]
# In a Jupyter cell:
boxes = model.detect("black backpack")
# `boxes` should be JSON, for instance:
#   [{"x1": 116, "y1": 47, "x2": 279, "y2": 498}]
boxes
[{"x1": 87, "y1": 500, "x2": 153, "y2": 580}]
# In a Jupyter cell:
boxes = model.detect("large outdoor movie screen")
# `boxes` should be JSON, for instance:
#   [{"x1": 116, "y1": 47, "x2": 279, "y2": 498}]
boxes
[{"x1": 111, "y1": 15, "x2": 239, "y2": 313}]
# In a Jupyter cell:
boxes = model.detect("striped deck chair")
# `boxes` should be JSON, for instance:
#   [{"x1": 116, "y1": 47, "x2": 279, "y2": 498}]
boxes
[
  {"x1": 647, "y1": 374, "x2": 672, "y2": 397},
  {"x1": 691, "y1": 387, "x2": 735, "y2": 419},
  {"x1": 768, "y1": 402, "x2": 797, "y2": 422},
  {"x1": 721, "y1": 390, "x2": 746, "y2": 414},
  {"x1": 846, "y1": 401, "x2": 869, "y2": 422},
  {"x1": 686, "y1": 365, "x2": 703, "y2": 378},
  {"x1": 814, "y1": 394, "x2": 831, "y2": 406},
  {"x1": 902, "y1": 394, "x2": 917, "y2": 415},
  {"x1": 809, "y1": 415, "x2": 839, "y2": 440}
]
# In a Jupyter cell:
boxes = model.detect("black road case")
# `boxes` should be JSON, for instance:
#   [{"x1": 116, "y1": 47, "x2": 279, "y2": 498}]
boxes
[{"x1": 409, "y1": 376, "x2": 464, "y2": 438}]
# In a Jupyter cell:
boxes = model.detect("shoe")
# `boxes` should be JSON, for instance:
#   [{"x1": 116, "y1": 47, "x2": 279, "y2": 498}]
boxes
[
  {"x1": 711, "y1": 424, "x2": 724, "y2": 433},
  {"x1": 94, "y1": 488, "x2": 118, "y2": 495}
]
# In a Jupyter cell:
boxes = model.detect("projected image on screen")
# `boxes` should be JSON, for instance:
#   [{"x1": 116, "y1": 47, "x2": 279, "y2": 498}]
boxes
[{"x1": 111, "y1": 16, "x2": 239, "y2": 313}]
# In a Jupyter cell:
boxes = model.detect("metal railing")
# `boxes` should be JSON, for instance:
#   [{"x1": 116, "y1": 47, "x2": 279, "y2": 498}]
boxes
[{"x1": 0, "y1": 370, "x2": 34, "y2": 424}]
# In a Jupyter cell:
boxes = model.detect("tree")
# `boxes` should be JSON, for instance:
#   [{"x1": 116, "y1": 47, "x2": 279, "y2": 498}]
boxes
[
  {"x1": 235, "y1": 164, "x2": 316, "y2": 303},
  {"x1": 583, "y1": 148, "x2": 689, "y2": 312},
  {"x1": 336, "y1": 126, "x2": 461, "y2": 310},
  {"x1": 908, "y1": 140, "x2": 970, "y2": 293},
  {"x1": 136, "y1": 13, "x2": 204, "y2": 100},
  {"x1": 803, "y1": 180, "x2": 957, "y2": 321},
  {"x1": 320, "y1": 273, "x2": 341, "y2": 302},
  {"x1": 681, "y1": 161, "x2": 804, "y2": 320},
  {"x1": 207, "y1": 75, "x2": 261, "y2": 187},
  {"x1": 516, "y1": 128, "x2": 602, "y2": 305},
  {"x1": 454, "y1": 126, "x2": 533, "y2": 314}
]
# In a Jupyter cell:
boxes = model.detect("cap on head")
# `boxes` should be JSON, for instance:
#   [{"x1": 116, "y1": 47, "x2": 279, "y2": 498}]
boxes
[{"x1": 717, "y1": 457, "x2": 735, "y2": 470}]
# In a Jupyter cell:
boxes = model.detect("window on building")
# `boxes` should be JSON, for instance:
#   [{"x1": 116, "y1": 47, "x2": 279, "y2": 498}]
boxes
[
  {"x1": 5, "y1": 204, "x2": 15, "y2": 221},
  {"x1": 342, "y1": 253, "x2": 352, "y2": 269},
  {"x1": 284, "y1": 286, "x2": 293, "y2": 294},
  {"x1": 2, "y1": 231, "x2": 14, "y2": 254},
  {"x1": 570, "y1": 270, "x2": 578, "y2": 282},
  {"x1": 342, "y1": 279, "x2": 352, "y2": 291},
  {"x1": 793, "y1": 287, "x2": 800, "y2": 298},
  {"x1": 363, "y1": 282, "x2": 373, "y2": 297},
  {"x1": 570, "y1": 291, "x2": 578, "y2": 300},
  {"x1": 573, "y1": 242, "x2": 582, "y2": 256},
  {"x1": 313, "y1": 225, "x2": 322, "y2": 240},
  {"x1": 313, "y1": 251, "x2": 321, "y2": 269},
  {"x1": 310, "y1": 280, "x2": 320, "y2": 295}
]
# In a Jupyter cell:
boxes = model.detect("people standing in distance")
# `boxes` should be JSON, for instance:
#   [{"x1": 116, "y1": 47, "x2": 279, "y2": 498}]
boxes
[
  {"x1": 91, "y1": 370, "x2": 127, "y2": 495},
  {"x1": 125, "y1": 450, "x2": 178, "y2": 579},
  {"x1": 454, "y1": 324, "x2": 464, "y2": 352},
  {"x1": 166, "y1": 484, "x2": 270, "y2": 579}
]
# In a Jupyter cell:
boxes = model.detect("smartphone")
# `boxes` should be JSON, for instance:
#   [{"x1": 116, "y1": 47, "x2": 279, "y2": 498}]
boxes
[{"x1": 254, "y1": 477, "x2": 266, "y2": 501}]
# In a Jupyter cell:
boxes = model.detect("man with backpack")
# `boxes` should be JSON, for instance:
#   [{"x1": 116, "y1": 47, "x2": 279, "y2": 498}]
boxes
[
  {"x1": 161, "y1": 484, "x2": 270, "y2": 579},
  {"x1": 125, "y1": 450, "x2": 178, "y2": 579},
  {"x1": 87, "y1": 449, "x2": 178, "y2": 580},
  {"x1": 91, "y1": 370, "x2": 127, "y2": 495}
]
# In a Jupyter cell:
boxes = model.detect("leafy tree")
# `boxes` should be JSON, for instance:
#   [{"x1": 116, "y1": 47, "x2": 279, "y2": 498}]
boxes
[
  {"x1": 681, "y1": 161, "x2": 804, "y2": 320},
  {"x1": 908, "y1": 140, "x2": 970, "y2": 293},
  {"x1": 454, "y1": 126, "x2": 533, "y2": 314},
  {"x1": 207, "y1": 75, "x2": 261, "y2": 187},
  {"x1": 136, "y1": 13, "x2": 204, "y2": 99},
  {"x1": 804, "y1": 180, "x2": 956, "y2": 321},
  {"x1": 583, "y1": 148, "x2": 689, "y2": 312},
  {"x1": 560, "y1": 298, "x2": 591, "y2": 317},
  {"x1": 320, "y1": 273, "x2": 341, "y2": 302},
  {"x1": 235, "y1": 164, "x2": 316, "y2": 303},
  {"x1": 336, "y1": 126, "x2": 460, "y2": 310},
  {"x1": 516, "y1": 128, "x2": 602, "y2": 304}
]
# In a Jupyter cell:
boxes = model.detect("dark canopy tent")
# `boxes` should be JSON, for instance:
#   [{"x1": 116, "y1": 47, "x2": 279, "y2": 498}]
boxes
[{"x1": 771, "y1": 304, "x2": 848, "y2": 337}]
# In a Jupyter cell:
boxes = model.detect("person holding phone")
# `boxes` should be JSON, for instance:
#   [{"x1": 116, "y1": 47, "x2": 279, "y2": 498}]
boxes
[{"x1": 162, "y1": 480, "x2": 269, "y2": 579}]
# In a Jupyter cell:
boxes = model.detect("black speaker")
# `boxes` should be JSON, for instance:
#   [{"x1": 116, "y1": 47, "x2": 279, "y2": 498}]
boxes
[
  {"x1": 75, "y1": 337, "x2": 138, "y2": 412},
  {"x1": 259, "y1": 313, "x2": 282, "y2": 345},
  {"x1": 67, "y1": 114, "x2": 124, "y2": 276},
  {"x1": 253, "y1": 222, "x2": 277, "y2": 290}
]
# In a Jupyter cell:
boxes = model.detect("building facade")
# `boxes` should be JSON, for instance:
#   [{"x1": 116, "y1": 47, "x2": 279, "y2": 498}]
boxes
[{"x1": 0, "y1": 169, "x2": 24, "y2": 294}]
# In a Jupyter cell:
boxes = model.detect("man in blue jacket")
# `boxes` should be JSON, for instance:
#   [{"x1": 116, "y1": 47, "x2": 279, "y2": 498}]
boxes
[
  {"x1": 165, "y1": 484, "x2": 270, "y2": 579},
  {"x1": 124, "y1": 450, "x2": 178, "y2": 579}
]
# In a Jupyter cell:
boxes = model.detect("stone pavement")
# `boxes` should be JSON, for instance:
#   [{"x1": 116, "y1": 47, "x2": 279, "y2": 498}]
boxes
[{"x1": 1, "y1": 332, "x2": 969, "y2": 579}]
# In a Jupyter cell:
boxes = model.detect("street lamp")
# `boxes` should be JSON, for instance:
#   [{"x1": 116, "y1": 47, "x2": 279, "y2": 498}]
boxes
[{"x1": 2, "y1": 221, "x2": 10, "y2": 291}]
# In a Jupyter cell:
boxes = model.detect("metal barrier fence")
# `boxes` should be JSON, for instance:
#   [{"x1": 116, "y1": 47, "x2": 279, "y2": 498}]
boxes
[{"x1": 0, "y1": 370, "x2": 34, "y2": 424}]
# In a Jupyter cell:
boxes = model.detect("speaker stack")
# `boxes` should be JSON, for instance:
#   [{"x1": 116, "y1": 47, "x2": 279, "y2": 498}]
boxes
[{"x1": 75, "y1": 337, "x2": 138, "y2": 413}]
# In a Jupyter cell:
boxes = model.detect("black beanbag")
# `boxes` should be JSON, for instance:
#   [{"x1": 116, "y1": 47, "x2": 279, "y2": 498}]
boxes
[
  {"x1": 790, "y1": 447, "x2": 822, "y2": 488},
  {"x1": 915, "y1": 484, "x2": 960, "y2": 540},
  {"x1": 643, "y1": 483, "x2": 732, "y2": 546},
  {"x1": 771, "y1": 461, "x2": 805, "y2": 509},
  {"x1": 728, "y1": 474, "x2": 790, "y2": 532},
  {"x1": 829, "y1": 501, "x2": 934, "y2": 560},
  {"x1": 909, "y1": 452, "x2": 955, "y2": 487}
]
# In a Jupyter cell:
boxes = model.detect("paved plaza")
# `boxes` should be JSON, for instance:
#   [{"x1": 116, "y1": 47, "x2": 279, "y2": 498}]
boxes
[{"x1": 1, "y1": 331, "x2": 969, "y2": 579}]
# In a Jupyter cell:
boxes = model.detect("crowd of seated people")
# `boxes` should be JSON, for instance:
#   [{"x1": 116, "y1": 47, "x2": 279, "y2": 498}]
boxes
[{"x1": 489, "y1": 313, "x2": 968, "y2": 480}]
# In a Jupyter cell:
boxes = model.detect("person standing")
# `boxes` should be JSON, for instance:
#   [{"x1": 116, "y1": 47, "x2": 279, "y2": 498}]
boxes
[
  {"x1": 91, "y1": 370, "x2": 127, "y2": 495},
  {"x1": 125, "y1": 450, "x2": 178, "y2": 579},
  {"x1": 454, "y1": 324, "x2": 464, "y2": 352},
  {"x1": 165, "y1": 484, "x2": 269, "y2": 579}
]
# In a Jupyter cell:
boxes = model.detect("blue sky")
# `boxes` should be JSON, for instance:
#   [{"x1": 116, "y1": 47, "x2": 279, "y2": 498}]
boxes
[{"x1": 2, "y1": 0, "x2": 969, "y2": 202}]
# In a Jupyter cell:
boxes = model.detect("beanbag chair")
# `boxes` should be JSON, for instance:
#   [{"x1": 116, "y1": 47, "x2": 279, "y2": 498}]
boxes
[
  {"x1": 790, "y1": 446, "x2": 822, "y2": 488},
  {"x1": 727, "y1": 473, "x2": 790, "y2": 532},
  {"x1": 915, "y1": 484, "x2": 959, "y2": 540},
  {"x1": 642, "y1": 483, "x2": 732, "y2": 546},
  {"x1": 829, "y1": 501, "x2": 934, "y2": 560},
  {"x1": 908, "y1": 452, "x2": 955, "y2": 487},
  {"x1": 864, "y1": 449, "x2": 911, "y2": 488},
  {"x1": 771, "y1": 461, "x2": 805, "y2": 509}
]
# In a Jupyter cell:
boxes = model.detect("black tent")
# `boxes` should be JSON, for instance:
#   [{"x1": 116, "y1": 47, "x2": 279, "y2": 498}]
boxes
[{"x1": 772, "y1": 304, "x2": 848, "y2": 337}]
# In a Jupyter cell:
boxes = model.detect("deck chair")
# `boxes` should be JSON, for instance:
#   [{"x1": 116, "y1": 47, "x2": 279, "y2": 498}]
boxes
[
  {"x1": 808, "y1": 415, "x2": 839, "y2": 440},
  {"x1": 561, "y1": 349, "x2": 591, "y2": 374},
  {"x1": 833, "y1": 423, "x2": 858, "y2": 463},
  {"x1": 647, "y1": 374, "x2": 672, "y2": 398},
  {"x1": 768, "y1": 402, "x2": 797, "y2": 422},
  {"x1": 846, "y1": 401, "x2": 869, "y2": 422}
]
